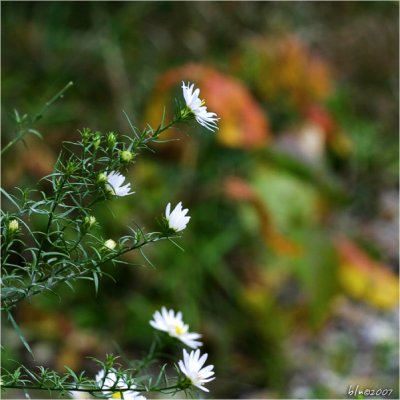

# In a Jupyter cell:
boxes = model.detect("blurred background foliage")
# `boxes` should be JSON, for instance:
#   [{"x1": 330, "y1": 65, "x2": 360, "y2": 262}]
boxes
[{"x1": 1, "y1": 2, "x2": 399, "y2": 399}]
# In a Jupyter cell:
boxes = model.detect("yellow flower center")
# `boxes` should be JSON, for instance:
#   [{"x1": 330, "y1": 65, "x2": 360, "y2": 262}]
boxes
[
  {"x1": 175, "y1": 325, "x2": 184, "y2": 335},
  {"x1": 111, "y1": 392, "x2": 123, "y2": 399}
]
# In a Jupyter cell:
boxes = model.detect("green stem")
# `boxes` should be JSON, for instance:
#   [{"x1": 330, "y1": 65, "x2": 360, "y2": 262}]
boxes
[
  {"x1": 31, "y1": 81, "x2": 74, "y2": 124},
  {"x1": 32, "y1": 177, "x2": 67, "y2": 274},
  {"x1": 2, "y1": 234, "x2": 175, "y2": 309},
  {"x1": 125, "y1": 111, "x2": 180, "y2": 153},
  {"x1": 1, "y1": 82, "x2": 73, "y2": 155},
  {"x1": 1, "y1": 131, "x2": 26, "y2": 156},
  {"x1": 1, "y1": 381, "x2": 188, "y2": 393}
]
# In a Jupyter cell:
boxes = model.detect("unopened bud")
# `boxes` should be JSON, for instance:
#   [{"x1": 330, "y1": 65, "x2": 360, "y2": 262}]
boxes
[
  {"x1": 8, "y1": 219, "x2": 19, "y2": 234},
  {"x1": 81, "y1": 128, "x2": 93, "y2": 144},
  {"x1": 93, "y1": 132, "x2": 101, "y2": 149},
  {"x1": 84, "y1": 215, "x2": 96, "y2": 229},
  {"x1": 65, "y1": 161, "x2": 78, "y2": 176},
  {"x1": 120, "y1": 150, "x2": 134, "y2": 163},
  {"x1": 104, "y1": 239, "x2": 117, "y2": 250},
  {"x1": 107, "y1": 132, "x2": 117, "y2": 149},
  {"x1": 97, "y1": 173, "x2": 107, "y2": 184}
]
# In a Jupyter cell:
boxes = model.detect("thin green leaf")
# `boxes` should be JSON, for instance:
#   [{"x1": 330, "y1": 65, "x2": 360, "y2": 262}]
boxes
[
  {"x1": 92, "y1": 271, "x2": 99, "y2": 296},
  {"x1": 0, "y1": 188, "x2": 21, "y2": 211},
  {"x1": 28, "y1": 129, "x2": 43, "y2": 139},
  {"x1": 7, "y1": 311, "x2": 34, "y2": 359}
]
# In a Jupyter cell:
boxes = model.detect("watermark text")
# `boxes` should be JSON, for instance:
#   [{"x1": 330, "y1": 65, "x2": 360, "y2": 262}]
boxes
[{"x1": 348, "y1": 385, "x2": 393, "y2": 398}]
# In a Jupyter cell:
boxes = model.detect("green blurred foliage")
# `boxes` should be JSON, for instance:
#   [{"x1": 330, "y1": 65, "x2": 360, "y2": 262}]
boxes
[{"x1": 2, "y1": 2, "x2": 399, "y2": 399}]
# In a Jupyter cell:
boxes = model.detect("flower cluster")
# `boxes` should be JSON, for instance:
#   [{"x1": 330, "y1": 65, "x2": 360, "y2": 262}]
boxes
[
  {"x1": 93, "y1": 83, "x2": 216, "y2": 394},
  {"x1": 1, "y1": 82, "x2": 218, "y2": 400},
  {"x1": 149, "y1": 307, "x2": 215, "y2": 392},
  {"x1": 95, "y1": 81, "x2": 219, "y2": 233}
]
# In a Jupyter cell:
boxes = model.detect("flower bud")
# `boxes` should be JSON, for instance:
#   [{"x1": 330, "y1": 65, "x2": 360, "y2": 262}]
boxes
[
  {"x1": 120, "y1": 150, "x2": 134, "y2": 163},
  {"x1": 97, "y1": 173, "x2": 107, "y2": 184},
  {"x1": 93, "y1": 132, "x2": 101, "y2": 149},
  {"x1": 107, "y1": 132, "x2": 117, "y2": 149},
  {"x1": 83, "y1": 215, "x2": 96, "y2": 229},
  {"x1": 65, "y1": 161, "x2": 78, "y2": 176},
  {"x1": 81, "y1": 127, "x2": 93, "y2": 144},
  {"x1": 8, "y1": 219, "x2": 19, "y2": 234},
  {"x1": 55, "y1": 177, "x2": 63, "y2": 189},
  {"x1": 104, "y1": 239, "x2": 117, "y2": 250}
]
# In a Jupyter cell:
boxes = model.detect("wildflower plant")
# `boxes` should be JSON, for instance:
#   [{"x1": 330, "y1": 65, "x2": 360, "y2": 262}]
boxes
[{"x1": 1, "y1": 82, "x2": 218, "y2": 398}]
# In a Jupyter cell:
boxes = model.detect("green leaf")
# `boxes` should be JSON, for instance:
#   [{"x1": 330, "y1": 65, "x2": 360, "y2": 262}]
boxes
[
  {"x1": 0, "y1": 188, "x2": 21, "y2": 211},
  {"x1": 13, "y1": 109, "x2": 21, "y2": 123},
  {"x1": 64, "y1": 366, "x2": 79, "y2": 382},
  {"x1": 7, "y1": 311, "x2": 34, "y2": 359},
  {"x1": 28, "y1": 129, "x2": 43, "y2": 139},
  {"x1": 92, "y1": 271, "x2": 99, "y2": 296}
]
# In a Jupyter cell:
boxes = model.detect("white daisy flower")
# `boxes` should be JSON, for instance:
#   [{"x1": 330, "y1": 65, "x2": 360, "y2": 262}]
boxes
[
  {"x1": 149, "y1": 307, "x2": 202, "y2": 349},
  {"x1": 178, "y1": 349, "x2": 215, "y2": 392},
  {"x1": 105, "y1": 171, "x2": 134, "y2": 197},
  {"x1": 181, "y1": 81, "x2": 219, "y2": 132},
  {"x1": 165, "y1": 202, "x2": 190, "y2": 232},
  {"x1": 95, "y1": 369, "x2": 146, "y2": 400}
]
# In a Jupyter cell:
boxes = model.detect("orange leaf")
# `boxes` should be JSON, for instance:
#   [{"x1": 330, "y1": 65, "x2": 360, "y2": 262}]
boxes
[
  {"x1": 146, "y1": 63, "x2": 271, "y2": 149},
  {"x1": 233, "y1": 35, "x2": 332, "y2": 109},
  {"x1": 336, "y1": 238, "x2": 399, "y2": 310}
]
